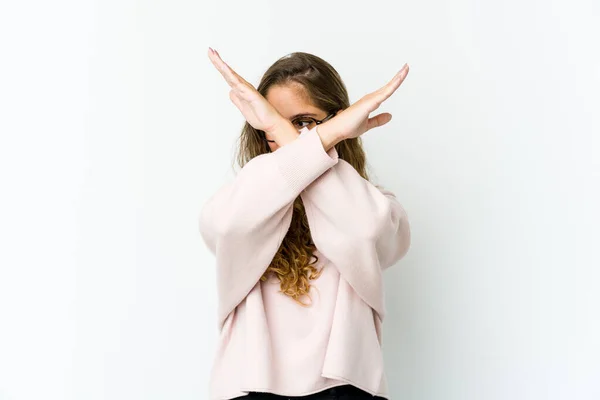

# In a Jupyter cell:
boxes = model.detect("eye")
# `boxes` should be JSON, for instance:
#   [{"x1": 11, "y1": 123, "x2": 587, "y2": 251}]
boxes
[{"x1": 292, "y1": 118, "x2": 313, "y2": 129}]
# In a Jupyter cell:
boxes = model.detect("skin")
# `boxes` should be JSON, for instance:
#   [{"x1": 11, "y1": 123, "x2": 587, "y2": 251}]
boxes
[
  {"x1": 264, "y1": 82, "x2": 331, "y2": 152},
  {"x1": 206, "y1": 47, "x2": 409, "y2": 153}
]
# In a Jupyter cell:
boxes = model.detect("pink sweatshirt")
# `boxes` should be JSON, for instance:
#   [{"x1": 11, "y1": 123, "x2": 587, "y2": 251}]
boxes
[{"x1": 198, "y1": 125, "x2": 411, "y2": 399}]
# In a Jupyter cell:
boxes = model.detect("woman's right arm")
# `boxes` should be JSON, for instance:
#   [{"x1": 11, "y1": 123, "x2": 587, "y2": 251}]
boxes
[
  {"x1": 199, "y1": 126, "x2": 339, "y2": 321},
  {"x1": 198, "y1": 125, "x2": 338, "y2": 257}
]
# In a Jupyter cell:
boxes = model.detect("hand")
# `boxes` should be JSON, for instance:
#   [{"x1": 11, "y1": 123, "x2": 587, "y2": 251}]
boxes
[
  {"x1": 317, "y1": 64, "x2": 410, "y2": 143},
  {"x1": 207, "y1": 47, "x2": 287, "y2": 136}
]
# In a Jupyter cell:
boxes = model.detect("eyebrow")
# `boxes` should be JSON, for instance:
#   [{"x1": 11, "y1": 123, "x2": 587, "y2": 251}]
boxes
[{"x1": 289, "y1": 112, "x2": 318, "y2": 120}]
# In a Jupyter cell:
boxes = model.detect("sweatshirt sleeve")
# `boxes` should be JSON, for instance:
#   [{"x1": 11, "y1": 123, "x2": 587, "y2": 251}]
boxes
[
  {"x1": 198, "y1": 126, "x2": 339, "y2": 328},
  {"x1": 298, "y1": 129, "x2": 411, "y2": 272}
]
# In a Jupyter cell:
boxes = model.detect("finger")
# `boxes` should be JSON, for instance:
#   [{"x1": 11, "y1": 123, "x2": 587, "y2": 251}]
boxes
[
  {"x1": 380, "y1": 65, "x2": 409, "y2": 96},
  {"x1": 213, "y1": 49, "x2": 254, "y2": 86},
  {"x1": 355, "y1": 66, "x2": 408, "y2": 114},
  {"x1": 208, "y1": 49, "x2": 238, "y2": 87},
  {"x1": 208, "y1": 48, "x2": 248, "y2": 89},
  {"x1": 366, "y1": 112, "x2": 392, "y2": 132},
  {"x1": 372, "y1": 64, "x2": 409, "y2": 103}
]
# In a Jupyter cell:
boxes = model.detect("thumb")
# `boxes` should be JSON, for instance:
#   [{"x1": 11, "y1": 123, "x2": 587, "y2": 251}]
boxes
[{"x1": 366, "y1": 112, "x2": 392, "y2": 132}]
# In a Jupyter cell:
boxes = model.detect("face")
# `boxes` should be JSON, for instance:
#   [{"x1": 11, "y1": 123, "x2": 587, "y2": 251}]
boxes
[{"x1": 264, "y1": 83, "x2": 329, "y2": 152}]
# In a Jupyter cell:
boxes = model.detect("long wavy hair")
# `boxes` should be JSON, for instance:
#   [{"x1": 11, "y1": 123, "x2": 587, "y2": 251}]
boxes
[{"x1": 232, "y1": 52, "x2": 372, "y2": 306}]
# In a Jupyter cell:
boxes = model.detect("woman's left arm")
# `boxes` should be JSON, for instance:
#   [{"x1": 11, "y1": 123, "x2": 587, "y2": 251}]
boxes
[{"x1": 300, "y1": 155, "x2": 411, "y2": 271}]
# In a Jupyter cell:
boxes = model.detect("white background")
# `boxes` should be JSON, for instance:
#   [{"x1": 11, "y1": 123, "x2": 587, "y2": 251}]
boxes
[{"x1": 1, "y1": 0, "x2": 599, "y2": 399}]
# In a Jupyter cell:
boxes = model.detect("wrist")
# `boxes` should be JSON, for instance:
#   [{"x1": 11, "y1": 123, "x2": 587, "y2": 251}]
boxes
[
  {"x1": 315, "y1": 124, "x2": 341, "y2": 152},
  {"x1": 266, "y1": 119, "x2": 299, "y2": 147}
]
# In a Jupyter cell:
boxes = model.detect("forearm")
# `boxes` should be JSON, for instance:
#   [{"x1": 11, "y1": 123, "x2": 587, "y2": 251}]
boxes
[
  {"x1": 300, "y1": 160, "x2": 411, "y2": 270},
  {"x1": 199, "y1": 125, "x2": 340, "y2": 253}
]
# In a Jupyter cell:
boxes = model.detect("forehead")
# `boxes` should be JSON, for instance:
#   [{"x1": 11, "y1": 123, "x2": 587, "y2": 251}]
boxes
[{"x1": 265, "y1": 82, "x2": 323, "y2": 119}]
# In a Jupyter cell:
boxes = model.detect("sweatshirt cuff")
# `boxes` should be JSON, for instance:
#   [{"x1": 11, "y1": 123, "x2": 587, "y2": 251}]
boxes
[{"x1": 272, "y1": 125, "x2": 339, "y2": 193}]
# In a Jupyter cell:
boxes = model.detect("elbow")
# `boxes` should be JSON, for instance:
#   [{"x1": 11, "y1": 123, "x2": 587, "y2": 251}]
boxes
[
  {"x1": 393, "y1": 213, "x2": 412, "y2": 264},
  {"x1": 396, "y1": 217, "x2": 411, "y2": 261},
  {"x1": 357, "y1": 197, "x2": 396, "y2": 242},
  {"x1": 198, "y1": 215, "x2": 245, "y2": 257},
  {"x1": 198, "y1": 215, "x2": 216, "y2": 256},
  {"x1": 376, "y1": 206, "x2": 411, "y2": 270},
  {"x1": 198, "y1": 203, "x2": 240, "y2": 255}
]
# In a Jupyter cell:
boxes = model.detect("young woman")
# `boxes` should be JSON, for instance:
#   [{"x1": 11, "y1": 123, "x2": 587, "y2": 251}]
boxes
[{"x1": 199, "y1": 49, "x2": 411, "y2": 400}]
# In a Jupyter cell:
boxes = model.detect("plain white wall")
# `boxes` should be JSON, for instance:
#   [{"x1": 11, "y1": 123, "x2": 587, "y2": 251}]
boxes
[{"x1": 1, "y1": 0, "x2": 599, "y2": 399}]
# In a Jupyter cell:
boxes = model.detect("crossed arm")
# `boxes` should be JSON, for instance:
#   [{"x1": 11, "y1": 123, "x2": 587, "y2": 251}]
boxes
[
  {"x1": 199, "y1": 126, "x2": 411, "y2": 321},
  {"x1": 199, "y1": 126, "x2": 410, "y2": 278}
]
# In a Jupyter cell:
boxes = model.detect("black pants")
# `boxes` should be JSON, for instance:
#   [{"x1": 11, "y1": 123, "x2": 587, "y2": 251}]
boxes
[{"x1": 231, "y1": 384, "x2": 387, "y2": 400}]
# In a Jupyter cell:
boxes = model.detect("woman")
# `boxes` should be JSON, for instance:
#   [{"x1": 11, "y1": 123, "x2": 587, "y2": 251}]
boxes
[{"x1": 199, "y1": 48, "x2": 411, "y2": 400}]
